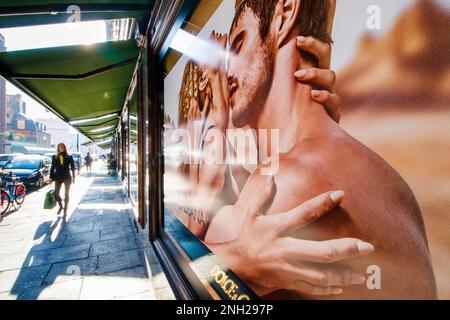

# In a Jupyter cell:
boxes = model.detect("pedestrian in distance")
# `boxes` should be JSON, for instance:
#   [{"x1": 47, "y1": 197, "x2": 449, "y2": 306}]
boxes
[{"x1": 84, "y1": 152, "x2": 93, "y2": 175}]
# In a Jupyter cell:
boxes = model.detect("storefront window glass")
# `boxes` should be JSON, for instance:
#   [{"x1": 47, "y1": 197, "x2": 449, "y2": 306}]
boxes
[
  {"x1": 162, "y1": 0, "x2": 256, "y2": 300},
  {"x1": 129, "y1": 93, "x2": 139, "y2": 207},
  {"x1": 122, "y1": 109, "x2": 129, "y2": 184},
  {"x1": 158, "y1": 0, "x2": 446, "y2": 301}
]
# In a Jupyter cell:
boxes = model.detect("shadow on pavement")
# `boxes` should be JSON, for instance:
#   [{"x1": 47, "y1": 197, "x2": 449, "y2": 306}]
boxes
[{"x1": 4, "y1": 167, "x2": 166, "y2": 300}]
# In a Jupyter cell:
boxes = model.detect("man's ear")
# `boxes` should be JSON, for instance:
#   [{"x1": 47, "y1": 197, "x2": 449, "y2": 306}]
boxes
[{"x1": 274, "y1": 0, "x2": 301, "y2": 48}]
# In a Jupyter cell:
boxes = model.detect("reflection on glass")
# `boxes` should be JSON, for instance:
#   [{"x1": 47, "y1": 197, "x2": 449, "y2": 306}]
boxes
[
  {"x1": 160, "y1": 0, "x2": 446, "y2": 301},
  {"x1": 122, "y1": 111, "x2": 129, "y2": 180},
  {"x1": 162, "y1": 0, "x2": 257, "y2": 300},
  {"x1": 129, "y1": 94, "x2": 138, "y2": 207}
]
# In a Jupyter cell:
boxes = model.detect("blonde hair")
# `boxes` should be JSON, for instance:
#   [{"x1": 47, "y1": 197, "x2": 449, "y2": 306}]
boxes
[{"x1": 56, "y1": 143, "x2": 71, "y2": 158}]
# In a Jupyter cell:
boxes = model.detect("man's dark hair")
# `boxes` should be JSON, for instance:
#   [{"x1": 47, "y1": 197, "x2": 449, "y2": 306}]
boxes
[{"x1": 232, "y1": 0, "x2": 332, "y2": 43}]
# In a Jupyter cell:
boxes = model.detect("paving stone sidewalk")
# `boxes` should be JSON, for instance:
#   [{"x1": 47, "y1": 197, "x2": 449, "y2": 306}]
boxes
[{"x1": 0, "y1": 163, "x2": 175, "y2": 300}]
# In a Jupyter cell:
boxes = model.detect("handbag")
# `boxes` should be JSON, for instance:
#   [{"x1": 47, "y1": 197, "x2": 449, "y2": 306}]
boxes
[{"x1": 43, "y1": 189, "x2": 56, "y2": 210}]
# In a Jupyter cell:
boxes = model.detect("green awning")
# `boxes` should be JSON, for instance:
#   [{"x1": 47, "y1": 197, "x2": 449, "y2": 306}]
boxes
[
  {"x1": 87, "y1": 129, "x2": 117, "y2": 140},
  {"x1": 82, "y1": 138, "x2": 112, "y2": 149},
  {"x1": 72, "y1": 115, "x2": 119, "y2": 134},
  {"x1": 97, "y1": 140, "x2": 113, "y2": 149},
  {"x1": 0, "y1": 1, "x2": 153, "y2": 28},
  {"x1": 0, "y1": 39, "x2": 139, "y2": 142}
]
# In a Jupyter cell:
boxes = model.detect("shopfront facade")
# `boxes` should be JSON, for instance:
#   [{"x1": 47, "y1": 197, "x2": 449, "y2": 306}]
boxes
[
  {"x1": 112, "y1": 0, "x2": 259, "y2": 300},
  {"x1": 3, "y1": 0, "x2": 444, "y2": 301},
  {"x1": 112, "y1": 0, "x2": 450, "y2": 301}
]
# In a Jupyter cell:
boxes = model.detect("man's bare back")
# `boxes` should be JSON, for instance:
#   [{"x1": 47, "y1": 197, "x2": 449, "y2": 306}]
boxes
[{"x1": 206, "y1": 110, "x2": 437, "y2": 299}]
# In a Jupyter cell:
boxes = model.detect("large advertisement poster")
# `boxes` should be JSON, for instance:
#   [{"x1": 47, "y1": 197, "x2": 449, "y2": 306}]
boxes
[{"x1": 163, "y1": 0, "x2": 449, "y2": 300}]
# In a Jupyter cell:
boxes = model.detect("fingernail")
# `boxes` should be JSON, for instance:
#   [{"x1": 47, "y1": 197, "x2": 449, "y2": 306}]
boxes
[
  {"x1": 357, "y1": 241, "x2": 375, "y2": 254},
  {"x1": 350, "y1": 274, "x2": 366, "y2": 285},
  {"x1": 330, "y1": 190, "x2": 344, "y2": 203},
  {"x1": 311, "y1": 90, "x2": 321, "y2": 98},
  {"x1": 331, "y1": 287, "x2": 343, "y2": 295},
  {"x1": 295, "y1": 70, "x2": 307, "y2": 78},
  {"x1": 297, "y1": 36, "x2": 306, "y2": 43}
]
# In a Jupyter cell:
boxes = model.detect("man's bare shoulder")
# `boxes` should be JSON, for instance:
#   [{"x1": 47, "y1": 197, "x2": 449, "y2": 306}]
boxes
[
  {"x1": 258, "y1": 129, "x2": 421, "y2": 220},
  {"x1": 242, "y1": 128, "x2": 429, "y2": 251},
  {"x1": 245, "y1": 131, "x2": 436, "y2": 298}
]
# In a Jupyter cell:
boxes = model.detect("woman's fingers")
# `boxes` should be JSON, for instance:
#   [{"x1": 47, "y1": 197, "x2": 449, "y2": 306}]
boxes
[
  {"x1": 288, "y1": 263, "x2": 366, "y2": 287},
  {"x1": 218, "y1": 33, "x2": 228, "y2": 49},
  {"x1": 311, "y1": 90, "x2": 341, "y2": 123},
  {"x1": 248, "y1": 268, "x2": 349, "y2": 297},
  {"x1": 294, "y1": 68, "x2": 341, "y2": 123},
  {"x1": 213, "y1": 34, "x2": 228, "y2": 72},
  {"x1": 297, "y1": 36, "x2": 332, "y2": 69},
  {"x1": 245, "y1": 175, "x2": 276, "y2": 219},
  {"x1": 295, "y1": 35, "x2": 340, "y2": 123},
  {"x1": 270, "y1": 263, "x2": 345, "y2": 296},
  {"x1": 278, "y1": 237, "x2": 374, "y2": 264},
  {"x1": 295, "y1": 68, "x2": 336, "y2": 92},
  {"x1": 272, "y1": 191, "x2": 344, "y2": 235},
  {"x1": 289, "y1": 279, "x2": 344, "y2": 296}
]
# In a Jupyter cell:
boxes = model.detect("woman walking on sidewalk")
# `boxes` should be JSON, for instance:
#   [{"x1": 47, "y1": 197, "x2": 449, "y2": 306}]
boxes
[{"x1": 49, "y1": 143, "x2": 75, "y2": 219}]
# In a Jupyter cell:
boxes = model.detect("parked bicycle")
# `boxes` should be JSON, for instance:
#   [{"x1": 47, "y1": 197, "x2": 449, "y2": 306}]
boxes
[{"x1": 0, "y1": 170, "x2": 27, "y2": 215}]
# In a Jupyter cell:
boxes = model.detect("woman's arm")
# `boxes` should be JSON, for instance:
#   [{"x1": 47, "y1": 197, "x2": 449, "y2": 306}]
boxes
[
  {"x1": 49, "y1": 155, "x2": 55, "y2": 181},
  {"x1": 69, "y1": 156, "x2": 76, "y2": 182},
  {"x1": 206, "y1": 179, "x2": 374, "y2": 297}
]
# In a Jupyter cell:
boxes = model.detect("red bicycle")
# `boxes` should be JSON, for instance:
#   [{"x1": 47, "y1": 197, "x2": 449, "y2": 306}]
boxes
[{"x1": 0, "y1": 171, "x2": 26, "y2": 215}]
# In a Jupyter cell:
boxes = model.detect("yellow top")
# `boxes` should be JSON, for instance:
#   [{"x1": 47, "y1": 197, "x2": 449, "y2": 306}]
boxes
[{"x1": 59, "y1": 155, "x2": 63, "y2": 165}]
